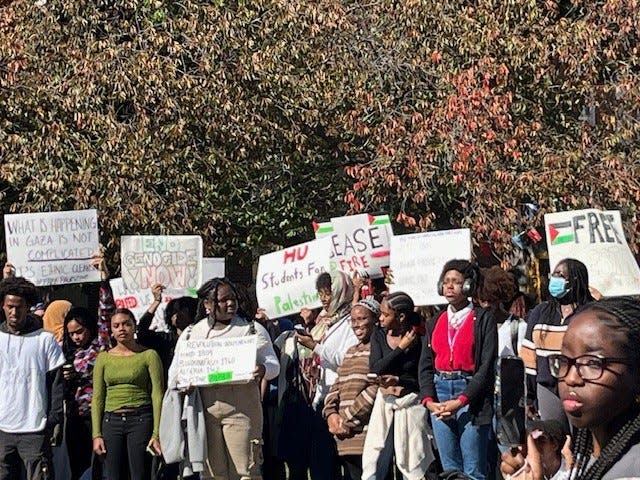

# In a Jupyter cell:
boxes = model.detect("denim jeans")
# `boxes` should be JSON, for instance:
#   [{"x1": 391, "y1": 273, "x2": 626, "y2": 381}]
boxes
[
  {"x1": 430, "y1": 374, "x2": 489, "y2": 480},
  {"x1": 102, "y1": 407, "x2": 153, "y2": 480},
  {"x1": 0, "y1": 429, "x2": 53, "y2": 480}
]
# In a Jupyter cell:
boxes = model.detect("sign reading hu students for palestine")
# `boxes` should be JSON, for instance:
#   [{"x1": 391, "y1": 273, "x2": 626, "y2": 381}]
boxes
[{"x1": 545, "y1": 209, "x2": 640, "y2": 297}]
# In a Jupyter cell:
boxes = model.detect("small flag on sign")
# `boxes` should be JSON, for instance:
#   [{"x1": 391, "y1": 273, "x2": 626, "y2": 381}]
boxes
[{"x1": 548, "y1": 222, "x2": 573, "y2": 245}]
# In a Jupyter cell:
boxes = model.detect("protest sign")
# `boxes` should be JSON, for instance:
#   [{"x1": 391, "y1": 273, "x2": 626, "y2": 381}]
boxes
[
  {"x1": 389, "y1": 229, "x2": 472, "y2": 305},
  {"x1": 110, "y1": 277, "x2": 194, "y2": 332},
  {"x1": 312, "y1": 220, "x2": 334, "y2": 239},
  {"x1": 175, "y1": 336, "x2": 257, "y2": 387},
  {"x1": 256, "y1": 238, "x2": 332, "y2": 318},
  {"x1": 120, "y1": 235, "x2": 202, "y2": 291},
  {"x1": 326, "y1": 213, "x2": 394, "y2": 278},
  {"x1": 202, "y1": 257, "x2": 225, "y2": 281},
  {"x1": 545, "y1": 209, "x2": 640, "y2": 296},
  {"x1": 4, "y1": 209, "x2": 100, "y2": 286}
]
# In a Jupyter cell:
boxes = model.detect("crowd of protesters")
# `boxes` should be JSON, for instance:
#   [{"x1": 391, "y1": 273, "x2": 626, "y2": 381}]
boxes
[{"x1": 1, "y1": 249, "x2": 640, "y2": 480}]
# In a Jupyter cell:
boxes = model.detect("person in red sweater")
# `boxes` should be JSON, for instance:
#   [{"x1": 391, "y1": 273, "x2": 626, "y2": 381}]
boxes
[{"x1": 418, "y1": 259, "x2": 497, "y2": 480}]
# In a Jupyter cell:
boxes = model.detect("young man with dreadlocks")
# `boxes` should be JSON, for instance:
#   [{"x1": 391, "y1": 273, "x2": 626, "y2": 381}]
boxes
[
  {"x1": 167, "y1": 277, "x2": 279, "y2": 480},
  {"x1": 520, "y1": 258, "x2": 594, "y2": 427},
  {"x1": 0, "y1": 276, "x2": 65, "y2": 480},
  {"x1": 501, "y1": 296, "x2": 640, "y2": 479}
]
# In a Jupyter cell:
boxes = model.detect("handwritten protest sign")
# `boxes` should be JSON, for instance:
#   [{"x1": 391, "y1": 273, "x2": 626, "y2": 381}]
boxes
[
  {"x1": 312, "y1": 221, "x2": 334, "y2": 239},
  {"x1": 202, "y1": 257, "x2": 225, "y2": 281},
  {"x1": 4, "y1": 209, "x2": 100, "y2": 286},
  {"x1": 389, "y1": 229, "x2": 472, "y2": 305},
  {"x1": 545, "y1": 209, "x2": 640, "y2": 296},
  {"x1": 175, "y1": 336, "x2": 257, "y2": 387},
  {"x1": 256, "y1": 238, "x2": 332, "y2": 318},
  {"x1": 120, "y1": 235, "x2": 202, "y2": 291},
  {"x1": 110, "y1": 277, "x2": 194, "y2": 332},
  {"x1": 325, "y1": 213, "x2": 394, "y2": 278}
]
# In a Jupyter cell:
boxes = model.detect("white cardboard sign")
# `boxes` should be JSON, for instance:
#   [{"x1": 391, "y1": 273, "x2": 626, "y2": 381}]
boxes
[
  {"x1": 327, "y1": 213, "x2": 394, "y2": 278},
  {"x1": 256, "y1": 238, "x2": 332, "y2": 318},
  {"x1": 120, "y1": 235, "x2": 202, "y2": 291},
  {"x1": 4, "y1": 209, "x2": 100, "y2": 286},
  {"x1": 175, "y1": 336, "x2": 257, "y2": 387},
  {"x1": 201, "y1": 257, "x2": 225, "y2": 282},
  {"x1": 389, "y1": 229, "x2": 472, "y2": 306},
  {"x1": 545, "y1": 209, "x2": 640, "y2": 296}
]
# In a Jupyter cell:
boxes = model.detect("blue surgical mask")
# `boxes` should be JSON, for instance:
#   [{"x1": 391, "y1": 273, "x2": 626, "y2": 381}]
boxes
[{"x1": 548, "y1": 276, "x2": 568, "y2": 298}]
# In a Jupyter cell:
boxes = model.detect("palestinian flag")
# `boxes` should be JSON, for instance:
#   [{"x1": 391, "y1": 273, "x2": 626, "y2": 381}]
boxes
[{"x1": 548, "y1": 221, "x2": 574, "y2": 245}]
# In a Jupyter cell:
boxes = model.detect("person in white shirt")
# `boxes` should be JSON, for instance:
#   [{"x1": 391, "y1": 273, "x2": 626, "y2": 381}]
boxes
[{"x1": 0, "y1": 276, "x2": 65, "y2": 480}]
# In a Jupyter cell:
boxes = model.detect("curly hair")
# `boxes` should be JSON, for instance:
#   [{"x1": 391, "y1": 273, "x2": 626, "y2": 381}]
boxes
[
  {"x1": 0, "y1": 276, "x2": 39, "y2": 312},
  {"x1": 476, "y1": 266, "x2": 516, "y2": 305}
]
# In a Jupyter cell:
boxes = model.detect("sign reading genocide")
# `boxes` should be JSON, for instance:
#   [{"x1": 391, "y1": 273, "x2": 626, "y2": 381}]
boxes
[
  {"x1": 174, "y1": 336, "x2": 257, "y2": 387},
  {"x1": 389, "y1": 229, "x2": 472, "y2": 306},
  {"x1": 545, "y1": 209, "x2": 640, "y2": 296},
  {"x1": 120, "y1": 235, "x2": 202, "y2": 291},
  {"x1": 256, "y1": 238, "x2": 331, "y2": 318},
  {"x1": 4, "y1": 209, "x2": 100, "y2": 286}
]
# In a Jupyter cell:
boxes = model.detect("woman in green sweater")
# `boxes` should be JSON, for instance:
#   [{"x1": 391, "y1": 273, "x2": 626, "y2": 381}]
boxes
[{"x1": 91, "y1": 308, "x2": 164, "y2": 480}]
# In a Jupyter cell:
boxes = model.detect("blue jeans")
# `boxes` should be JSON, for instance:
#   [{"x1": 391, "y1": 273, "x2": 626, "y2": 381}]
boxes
[{"x1": 431, "y1": 374, "x2": 489, "y2": 480}]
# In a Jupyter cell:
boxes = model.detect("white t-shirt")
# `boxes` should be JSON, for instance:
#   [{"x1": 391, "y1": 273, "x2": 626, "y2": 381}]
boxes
[{"x1": 0, "y1": 329, "x2": 65, "y2": 433}]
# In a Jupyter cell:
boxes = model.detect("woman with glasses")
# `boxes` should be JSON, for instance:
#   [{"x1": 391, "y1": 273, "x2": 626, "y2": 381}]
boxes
[
  {"x1": 501, "y1": 296, "x2": 640, "y2": 479},
  {"x1": 419, "y1": 259, "x2": 497, "y2": 480},
  {"x1": 520, "y1": 259, "x2": 594, "y2": 426}
]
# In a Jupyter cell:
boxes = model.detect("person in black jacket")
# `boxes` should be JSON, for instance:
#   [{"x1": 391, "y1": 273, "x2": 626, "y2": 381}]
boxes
[
  {"x1": 418, "y1": 259, "x2": 497, "y2": 480},
  {"x1": 137, "y1": 283, "x2": 198, "y2": 381}
]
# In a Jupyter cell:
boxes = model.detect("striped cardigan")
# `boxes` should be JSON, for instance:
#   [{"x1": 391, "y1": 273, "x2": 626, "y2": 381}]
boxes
[{"x1": 322, "y1": 341, "x2": 378, "y2": 456}]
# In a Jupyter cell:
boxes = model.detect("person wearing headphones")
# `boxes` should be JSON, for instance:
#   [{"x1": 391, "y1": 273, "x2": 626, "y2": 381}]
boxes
[{"x1": 418, "y1": 259, "x2": 497, "y2": 480}]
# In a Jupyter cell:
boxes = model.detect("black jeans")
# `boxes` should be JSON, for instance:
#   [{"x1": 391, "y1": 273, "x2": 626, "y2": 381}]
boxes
[
  {"x1": 0, "y1": 428, "x2": 53, "y2": 480},
  {"x1": 66, "y1": 415, "x2": 93, "y2": 480},
  {"x1": 102, "y1": 407, "x2": 152, "y2": 480}
]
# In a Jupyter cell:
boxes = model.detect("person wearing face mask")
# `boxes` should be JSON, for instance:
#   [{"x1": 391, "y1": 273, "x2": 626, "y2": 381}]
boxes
[{"x1": 520, "y1": 258, "x2": 594, "y2": 428}]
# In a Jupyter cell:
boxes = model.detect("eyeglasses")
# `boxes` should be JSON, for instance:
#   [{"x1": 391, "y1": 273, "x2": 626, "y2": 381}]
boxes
[
  {"x1": 548, "y1": 354, "x2": 628, "y2": 381},
  {"x1": 548, "y1": 272, "x2": 569, "y2": 280}
]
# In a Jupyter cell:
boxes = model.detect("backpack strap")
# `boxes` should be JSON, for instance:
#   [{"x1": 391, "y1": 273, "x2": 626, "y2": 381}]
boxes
[{"x1": 509, "y1": 315, "x2": 519, "y2": 355}]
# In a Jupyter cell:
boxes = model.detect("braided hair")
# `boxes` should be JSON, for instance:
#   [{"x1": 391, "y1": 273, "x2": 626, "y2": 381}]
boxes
[
  {"x1": 384, "y1": 291, "x2": 421, "y2": 327},
  {"x1": 569, "y1": 296, "x2": 640, "y2": 479},
  {"x1": 196, "y1": 277, "x2": 251, "y2": 331},
  {"x1": 554, "y1": 258, "x2": 594, "y2": 306}
]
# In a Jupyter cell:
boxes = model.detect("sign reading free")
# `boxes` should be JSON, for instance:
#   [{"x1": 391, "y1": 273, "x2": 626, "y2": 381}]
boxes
[
  {"x1": 545, "y1": 209, "x2": 640, "y2": 297},
  {"x1": 256, "y1": 237, "x2": 332, "y2": 318},
  {"x1": 174, "y1": 336, "x2": 257, "y2": 388}
]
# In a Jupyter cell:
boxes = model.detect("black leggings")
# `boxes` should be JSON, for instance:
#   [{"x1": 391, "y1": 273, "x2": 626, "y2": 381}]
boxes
[{"x1": 101, "y1": 407, "x2": 152, "y2": 480}]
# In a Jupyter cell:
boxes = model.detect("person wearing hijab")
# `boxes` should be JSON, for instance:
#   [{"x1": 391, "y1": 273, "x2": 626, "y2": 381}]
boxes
[
  {"x1": 295, "y1": 271, "x2": 359, "y2": 480},
  {"x1": 43, "y1": 300, "x2": 72, "y2": 344}
]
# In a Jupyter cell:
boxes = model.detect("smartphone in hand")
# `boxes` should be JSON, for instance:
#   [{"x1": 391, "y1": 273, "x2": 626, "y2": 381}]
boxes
[
  {"x1": 495, "y1": 356, "x2": 527, "y2": 447},
  {"x1": 146, "y1": 444, "x2": 160, "y2": 457}
]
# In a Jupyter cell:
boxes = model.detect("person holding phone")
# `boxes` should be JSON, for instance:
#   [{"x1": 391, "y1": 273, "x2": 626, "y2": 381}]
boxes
[
  {"x1": 419, "y1": 260, "x2": 497, "y2": 480},
  {"x1": 362, "y1": 292, "x2": 434, "y2": 480},
  {"x1": 91, "y1": 308, "x2": 164, "y2": 480}
]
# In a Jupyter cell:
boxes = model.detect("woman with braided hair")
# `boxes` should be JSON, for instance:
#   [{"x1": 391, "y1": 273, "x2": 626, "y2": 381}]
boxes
[
  {"x1": 501, "y1": 296, "x2": 640, "y2": 479},
  {"x1": 168, "y1": 277, "x2": 279, "y2": 480}
]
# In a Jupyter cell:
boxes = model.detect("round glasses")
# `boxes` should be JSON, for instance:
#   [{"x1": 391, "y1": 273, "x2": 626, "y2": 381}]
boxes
[{"x1": 548, "y1": 354, "x2": 628, "y2": 381}]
